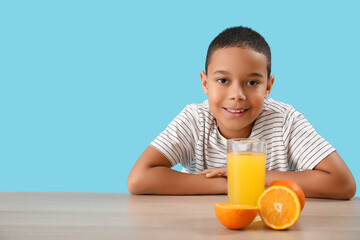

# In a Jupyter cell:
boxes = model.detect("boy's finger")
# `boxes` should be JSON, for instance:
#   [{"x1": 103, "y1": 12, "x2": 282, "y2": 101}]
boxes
[
  {"x1": 210, "y1": 171, "x2": 227, "y2": 178},
  {"x1": 206, "y1": 170, "x2": 224, "y2": 178},
  {"x1": 194, "y1": 170, "x2": 210, "y2": 175},
  {"x1": 206, "y1": 172, "x2": 218, "y2": 177}
]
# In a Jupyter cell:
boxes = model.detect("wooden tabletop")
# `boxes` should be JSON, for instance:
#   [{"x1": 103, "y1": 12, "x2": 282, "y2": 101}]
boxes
[{"x1": 0, "y1": 192, "x2": 359, "y2": 239}]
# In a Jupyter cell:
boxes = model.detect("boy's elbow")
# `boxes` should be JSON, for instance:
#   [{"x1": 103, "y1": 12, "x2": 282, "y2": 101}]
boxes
[
  {"x1": 343, "y1": 179, "x2": 356, "y2": 200},
  {"x1": 127, "y1": 173, "x2": 146, "y2": 195},
  {"x1": 337, "y1": 175, "x2": 357, "y2": 200}
]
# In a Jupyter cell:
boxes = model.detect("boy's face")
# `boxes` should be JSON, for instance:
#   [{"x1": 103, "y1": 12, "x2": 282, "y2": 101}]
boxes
[{"x1": 200, "y1": 47, "x2": 274, "y2": 139}]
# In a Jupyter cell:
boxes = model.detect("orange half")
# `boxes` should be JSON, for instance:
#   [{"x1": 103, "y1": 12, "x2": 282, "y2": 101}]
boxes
[
  {"x1": 268, "y1": 179, "x2": 305, "y2": 211},
  {"x1": 214, "y1": 203, "x2": 258, "y2": 229},
  {"x1": 258, "y1": 186, "x2": 301, "y2": 230}
]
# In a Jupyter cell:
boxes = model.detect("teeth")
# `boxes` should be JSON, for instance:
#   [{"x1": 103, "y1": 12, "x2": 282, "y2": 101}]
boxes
[{"x1": 227, "y1": 109, "x2": 245, "y2": 113}]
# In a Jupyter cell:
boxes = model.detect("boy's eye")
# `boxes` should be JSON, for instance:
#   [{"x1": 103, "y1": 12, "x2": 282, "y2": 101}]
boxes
[
  {"x1": 217, "y1": 78, "x2": 228, "y2": 84},
  {"x1": 247, "y1": 80, "x2": 259, "y2": 86}
]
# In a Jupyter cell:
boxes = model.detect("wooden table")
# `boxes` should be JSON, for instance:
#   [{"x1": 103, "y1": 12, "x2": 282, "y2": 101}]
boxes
[{"x1": 0, "y1": 192, "x2": 359, "y2": 239}]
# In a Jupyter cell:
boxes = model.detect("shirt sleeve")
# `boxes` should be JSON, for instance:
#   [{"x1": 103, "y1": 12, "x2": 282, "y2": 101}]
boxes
[
  {"x1": 287, "y1": 112, "x2": 336, "y2": 171},
  {"x1": 150, "y1": 105, "x2": 198, "y2": 167}
]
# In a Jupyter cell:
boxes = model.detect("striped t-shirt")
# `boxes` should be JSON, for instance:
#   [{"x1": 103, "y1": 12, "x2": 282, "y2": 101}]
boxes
[{"x1": 150, "y1": 98, "x2": 335, "y2": 173}]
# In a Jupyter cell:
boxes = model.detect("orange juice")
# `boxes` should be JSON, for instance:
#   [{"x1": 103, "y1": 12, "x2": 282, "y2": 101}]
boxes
[{"x1": 227, "y1": 152, "x2": 266, "y2": 206}]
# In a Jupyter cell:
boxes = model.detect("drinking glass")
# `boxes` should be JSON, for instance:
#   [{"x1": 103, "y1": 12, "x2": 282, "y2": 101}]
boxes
[{"x1": 227, "y1": 138, "x2": 267, "y2": 206}]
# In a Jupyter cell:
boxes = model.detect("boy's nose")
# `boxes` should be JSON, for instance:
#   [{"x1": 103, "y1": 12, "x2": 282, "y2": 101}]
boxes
[{"x1": 229, "y1": 86, "x2": 246, "y2": 101}]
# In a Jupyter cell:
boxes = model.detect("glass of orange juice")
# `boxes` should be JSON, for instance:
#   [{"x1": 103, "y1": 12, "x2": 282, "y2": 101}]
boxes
[{"x1": 227, "y1": 138, "x2": 267, "y2": 206}]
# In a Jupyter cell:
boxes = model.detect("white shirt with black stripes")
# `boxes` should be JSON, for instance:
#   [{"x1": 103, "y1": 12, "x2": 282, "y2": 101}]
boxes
[{"x1": 150, "y1": 98, "x2": 335, "y2": 173}]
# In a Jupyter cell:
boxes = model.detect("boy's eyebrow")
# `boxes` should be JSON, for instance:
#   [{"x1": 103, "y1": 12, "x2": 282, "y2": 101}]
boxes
[
  {"x1": 248, "y1": 72, "x2": 264, "y2": 78},
  {"x1": 212, "y1": 70, "x2": 264, "y2": 78},
  {"x1": 212, "y1": 70, "x2": 230, "y2": 75}
]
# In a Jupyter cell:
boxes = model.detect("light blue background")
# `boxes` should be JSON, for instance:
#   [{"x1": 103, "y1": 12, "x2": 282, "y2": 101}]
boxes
[{"x1": 1, "y1": 1, "x2": 359, "y2": 196}]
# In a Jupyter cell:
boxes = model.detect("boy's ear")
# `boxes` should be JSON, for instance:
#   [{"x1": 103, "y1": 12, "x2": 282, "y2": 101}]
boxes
[
  {"x1": 200, "y1": 71, "x2": 208, "y2": 95},
  {"x1": 265, "y1": 75, "x2": 275, "y2": 98}
]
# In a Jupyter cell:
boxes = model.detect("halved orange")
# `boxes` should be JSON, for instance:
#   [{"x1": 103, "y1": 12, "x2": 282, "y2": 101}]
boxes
[
  {"x1": 214, "y1": 203, "x2": 258, "y2": 229},
  {"x1": 268, "y1": 179, "x2": 305, "y2": 211},
  {"x1": 258, "y1": 186, "x2": 301, "y2": 230}
]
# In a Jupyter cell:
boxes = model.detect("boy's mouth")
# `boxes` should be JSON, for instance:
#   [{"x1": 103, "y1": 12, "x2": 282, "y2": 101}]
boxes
[{"x1": 223, "y1": 107, "x2": 248, "y2": 117}]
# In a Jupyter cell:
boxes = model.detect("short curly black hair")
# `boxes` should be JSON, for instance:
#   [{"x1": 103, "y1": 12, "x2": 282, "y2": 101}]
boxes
[{"x1": 205, "y1": 26, "x2": 271, "y2": 78}]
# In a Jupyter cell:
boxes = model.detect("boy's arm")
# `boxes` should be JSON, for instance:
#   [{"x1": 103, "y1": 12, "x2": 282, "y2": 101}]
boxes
[
  {"x1": 127, "y1": 146, "x2": 227, "y2": 195},
  {"x1": 198, "y1": 151, "x2": 356, "y2": 199},
  {"x1": 265, "y1": 151, "x2": 356, "y2": 199}
]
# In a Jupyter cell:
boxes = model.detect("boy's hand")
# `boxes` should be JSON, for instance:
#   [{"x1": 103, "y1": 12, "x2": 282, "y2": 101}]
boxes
[{"x1": 195, "y1": 168, "x2": 227, "y2": 178}]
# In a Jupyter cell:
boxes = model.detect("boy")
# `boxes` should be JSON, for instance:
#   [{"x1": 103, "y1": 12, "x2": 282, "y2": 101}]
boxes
[{"x1": 127, "y1": 26, "x2": 356, "y2": 199}]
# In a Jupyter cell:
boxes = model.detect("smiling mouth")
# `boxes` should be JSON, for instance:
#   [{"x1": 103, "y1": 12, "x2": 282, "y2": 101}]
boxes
[{"x1": 223, "y1": 107, "x2": 248, "y2": 117}]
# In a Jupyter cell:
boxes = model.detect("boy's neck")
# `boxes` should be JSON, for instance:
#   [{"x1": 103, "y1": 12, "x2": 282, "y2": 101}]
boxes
[{"x1": 216, "y1": 121, "x2": 254, "y2": 140}]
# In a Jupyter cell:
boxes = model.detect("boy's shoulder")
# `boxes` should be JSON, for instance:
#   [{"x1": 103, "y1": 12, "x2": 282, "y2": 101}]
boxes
[
  {"x1": 263, "y1": 98, "x2": 296, "y2": 114},
  {"x1": 260, "y1": 98, "x2": 302, "y2": 122},
  {"x1": 263, "y1": 98, "x2": 294, "y2": 113},
  {"x1": 174, "y1": 100, "x2": 214, "y2": 129},
  {"x1": 185, "y1": 99, "x2": 210, "y2": 111},
  {"x1": 183, "y1": 99, "x2": 212, "y2": 118}
]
